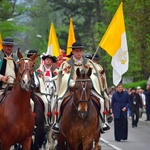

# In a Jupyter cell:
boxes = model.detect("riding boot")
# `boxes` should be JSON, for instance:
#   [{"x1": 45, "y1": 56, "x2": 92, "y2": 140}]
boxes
[
  {"x1": 99, "y1": 116, "x2": 110, "y2": 133},
  {"x1": 51, "y1": 119, "x2": 60, "y2": 133},
  {"x1": 102, "y1": 122, "x2": 110, "y2": 132},
  {"x1": 51, "y1": 100, "x2": 61, "y2": 133},
  {"x1": 51, "y1": 111, "x2": 60, "y2": 133}
]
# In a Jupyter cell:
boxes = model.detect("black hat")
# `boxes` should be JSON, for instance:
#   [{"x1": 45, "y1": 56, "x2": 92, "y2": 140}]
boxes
[
  {"x1": 27, "y1": 50, "x2": 38, "y2": 58},
  {"x1": 92, "y1": 54, "x2": 100, "y2": 60},
  {"x1": 69, "y1": 41, "x2": 84, "y2": 49},
  {"x1": 84, "y1": 53, "x2": 92, "y2": 59},
  {"x1": 42, "y1": 54, "x2": 57, "y2": 62},
  {"x1": 2, "y1": 37, "x2": 16, "y2": 45}
]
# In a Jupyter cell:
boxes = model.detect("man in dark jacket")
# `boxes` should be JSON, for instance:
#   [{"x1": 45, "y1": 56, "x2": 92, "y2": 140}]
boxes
[
  {"x1": 129, "y1": 87, "x2": 143, "y2": 127},
  {"x1": 111, "y1": 83, "x2": 130, "y2": 142},
  {"x1": 144, "y1": 85, "x2": 150, "y2": 121}
]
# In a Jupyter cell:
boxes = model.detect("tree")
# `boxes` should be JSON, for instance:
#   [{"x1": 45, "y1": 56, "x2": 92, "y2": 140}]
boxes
[{"x1": 0, "y1": 0, "x2": 28, "y2": 38}]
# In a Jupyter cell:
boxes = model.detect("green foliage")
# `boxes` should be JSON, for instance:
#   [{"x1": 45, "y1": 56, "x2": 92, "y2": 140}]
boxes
[
  {"x1": 0, "y1": 0, "x2": 29, "y2": 38},
  {"x1": 123, "y1": 80, "x2": 147, "y2": 90},
  {"x1": 1, "y1": 0, "x2": 150, "y2": 87}
]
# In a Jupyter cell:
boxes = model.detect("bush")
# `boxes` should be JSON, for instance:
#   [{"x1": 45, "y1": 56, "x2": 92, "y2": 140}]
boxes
[{"x1": 123, "y1": 80, "x2": 147, "y2": 90}]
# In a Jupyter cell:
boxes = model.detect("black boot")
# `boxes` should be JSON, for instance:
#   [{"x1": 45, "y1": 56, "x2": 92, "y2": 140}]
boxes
[{"x1": 51, "y1": 122, "x2": 60, "y2": 133}]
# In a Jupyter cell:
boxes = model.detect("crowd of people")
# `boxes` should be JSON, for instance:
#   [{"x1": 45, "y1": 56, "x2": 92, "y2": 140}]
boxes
[
  {"x1": 0, "y1": 36, "x2": 150, "y2": 144},
  {"x1": 108, "y1": 83, "x2": 150, "y2": 142}
]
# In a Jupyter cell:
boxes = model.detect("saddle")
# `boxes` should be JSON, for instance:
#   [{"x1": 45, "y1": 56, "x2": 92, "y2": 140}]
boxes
[
  {"x1": 91, "y1": 94, "x2": 106, "y2": 123},
  {"x1": 60, "y1": 92, "x2": 73, "y2": 115},
  {"x1": 30, "y1": 92, "x2": 45, "y2": 112}
]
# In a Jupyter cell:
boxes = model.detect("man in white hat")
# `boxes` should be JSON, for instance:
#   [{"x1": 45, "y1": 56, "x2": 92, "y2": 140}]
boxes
[
  {"x1": 51, "y1": 41, "x2": 110, "y2": 133},
  {"x1": 0, "y1": 37, "x2": 18, "y2": 96}
]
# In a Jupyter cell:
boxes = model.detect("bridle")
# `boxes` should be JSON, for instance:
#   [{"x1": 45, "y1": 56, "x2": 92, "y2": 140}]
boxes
[
  {"x1": 75, "y1": 79, "x2": 91, "y2": 105},
  {"x1": 17, "y1": 57, "x2": 34, "y2": 91},
  {"x1": 73, "y1": 78, "x2": 91, "y2": 118},
  {"x1": 17, "y1": 58, "x2": 32, "y2": 79}
]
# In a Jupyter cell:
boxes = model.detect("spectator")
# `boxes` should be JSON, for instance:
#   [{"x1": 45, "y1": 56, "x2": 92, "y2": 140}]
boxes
[
  {"x1": 111, "y1": 83, "x2": 130, "y2": 142},
  {"x1": 137, "y1": 86, "x2": 146, "y2": 117},
  {"x1": 129, "y1": 87, "x2": 143, "y2": 127},
  {"x1": 144, "y1": 85, "x2": 150, "y2": 121}
]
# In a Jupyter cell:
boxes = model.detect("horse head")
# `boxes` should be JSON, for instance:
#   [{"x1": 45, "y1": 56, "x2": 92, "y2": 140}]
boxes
[
  {"x1": 73, "y1": 67, "x2": 92, "y2": 118},
  {"x1": 16, "y1": 50, "x2": 37, "y2": 91}
]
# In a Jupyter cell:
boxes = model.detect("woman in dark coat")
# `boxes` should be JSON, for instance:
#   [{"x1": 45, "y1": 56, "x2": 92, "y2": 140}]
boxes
[{"x1": 111, "y1": 83, "x2": 130, "y2": 141}]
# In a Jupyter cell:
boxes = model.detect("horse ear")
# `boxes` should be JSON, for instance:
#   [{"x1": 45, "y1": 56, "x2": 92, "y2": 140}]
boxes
[
  {"x1": 76, "y1": 68, "x2": 81, "y2": 77},
  {"x1": 86, "y1": 67, "x2": 92, "y2": 77},
  {"x1": 30, "y1": 53, "x2": 37, "y2": 63},
  {"x1": 17, "y1": 48, "x2": 23, "y2": 60}
]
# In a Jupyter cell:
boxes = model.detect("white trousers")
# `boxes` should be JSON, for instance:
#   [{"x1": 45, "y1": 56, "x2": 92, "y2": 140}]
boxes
[{"x1": 30, "y1": 93, "x2": 49, "y2": 124}]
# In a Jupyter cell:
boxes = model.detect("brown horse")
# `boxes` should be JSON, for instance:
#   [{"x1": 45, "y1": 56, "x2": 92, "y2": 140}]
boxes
[
  {"x1": 0, "y1": 50, "x2": 36, "y2": 150},
  {"x1": 56, "y1": 68, "x2": 100, "y2": 150}
]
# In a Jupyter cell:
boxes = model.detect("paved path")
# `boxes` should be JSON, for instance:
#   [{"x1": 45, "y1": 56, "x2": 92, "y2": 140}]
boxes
[{"x1": 100, "y1": 112, "x2": 150, "y2": 150}]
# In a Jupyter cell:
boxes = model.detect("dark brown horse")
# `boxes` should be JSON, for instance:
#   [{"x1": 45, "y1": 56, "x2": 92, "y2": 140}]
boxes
[
  {"x1": 0, "y1": 50, "x2": 36, "y2": 150},
  {"x1": 56, "y1": 68, "x2": 100, "y2": 150}
]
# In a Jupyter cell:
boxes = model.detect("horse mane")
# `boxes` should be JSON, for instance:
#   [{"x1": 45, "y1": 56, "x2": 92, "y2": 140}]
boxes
[{"x1": 80, "y1": 69, "x2": 86, "y2": 78}]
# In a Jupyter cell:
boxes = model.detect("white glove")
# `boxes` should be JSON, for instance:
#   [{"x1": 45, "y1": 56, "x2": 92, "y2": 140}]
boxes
[{"x1": 69, "y1": 79, "x2": 75, "y2": 87}]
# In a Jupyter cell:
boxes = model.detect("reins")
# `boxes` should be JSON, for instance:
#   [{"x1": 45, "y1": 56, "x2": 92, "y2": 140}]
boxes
[{"x1": 73, "y1": 78, "x2": 91, "y2": 108}]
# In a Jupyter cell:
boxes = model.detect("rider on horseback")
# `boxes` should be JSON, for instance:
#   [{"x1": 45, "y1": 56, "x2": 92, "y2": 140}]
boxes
[
  {"x1": 34, "y1": 53, "x2": 58, "y2": 127},
  {"x1": 51, "y1": 41, "x2": 110, "y2": 133},
  {"x1": 0, "y1": 37, "x2": 18, "y2": 96}
]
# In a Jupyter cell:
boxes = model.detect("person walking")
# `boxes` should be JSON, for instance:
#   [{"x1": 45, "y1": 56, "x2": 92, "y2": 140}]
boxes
[
  {"x1": 129, "y1": 87, "x2": 143, "y2": 127},
  {"x1": 144, "y1": 85, "x2": 150, "y2": 121},
  {"x1": 136, "y1": 86, "x2": 146, "y2": 118},
  {"x1": 111, "y1": 83, "x2": 130, "y2": 142}
]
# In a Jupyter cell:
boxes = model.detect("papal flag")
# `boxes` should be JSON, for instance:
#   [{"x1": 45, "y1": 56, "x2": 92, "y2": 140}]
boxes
[
  {"x1": 47, "y1": 23, "x2": 60, "y2": 57},
  {"x1": 66, "y1": 18, "x2": 76, "y2": 60},
  {"x1": 0, "y1": 33, "x2": 2, "y2": 50},
  {"x1": 99, "y1": 2, "x2": 128, "y2": 86}
]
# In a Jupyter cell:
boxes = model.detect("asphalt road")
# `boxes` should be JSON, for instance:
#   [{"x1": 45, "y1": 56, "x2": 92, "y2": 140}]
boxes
[
  {"x1": 9, "y1": 113, "x2": 150, "y2": 150},
  {"x1": 100, "y1": 113, "x2": 150, "y2": 150}
]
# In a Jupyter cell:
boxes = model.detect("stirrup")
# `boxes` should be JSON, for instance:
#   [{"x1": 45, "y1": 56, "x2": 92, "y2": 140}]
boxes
[
  {"x1": 102, "y1": 123, "x2": 110, "y2": 132},
  {"x1": 51, "y1": 123, "x2": 60, "y2": 133}
]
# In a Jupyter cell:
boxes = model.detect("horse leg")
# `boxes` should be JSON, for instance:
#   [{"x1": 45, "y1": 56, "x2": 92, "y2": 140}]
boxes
[
  {"x1": 94, "y1": 141, "x2": 101, "y2": 150},
  {"x1": 21, "y1": 137, "x2": 32, "y2": 150},
  {"x1": 82, "y1": 140, "x2": 93, "y2": 150},
  {"x1": 94, "y1": 131, "x2": 101, "y2": 150},
  {"x1": 57, "y1": 133, "x2": 67, "y2": 150}
]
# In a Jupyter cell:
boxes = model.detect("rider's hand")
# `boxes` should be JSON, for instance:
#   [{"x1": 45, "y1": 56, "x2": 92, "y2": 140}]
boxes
[
  {"x1": 1, "y1": 76, "x2": 9, "y2": 83},
  {"x1": 122, "y1": 107, "x2": 126, "y2": 112}
]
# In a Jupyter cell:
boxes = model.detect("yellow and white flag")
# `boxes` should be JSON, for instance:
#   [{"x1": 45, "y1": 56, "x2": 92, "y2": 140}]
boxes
[
  {"x1": 66, "y1": 18, "x2": 76, "y2": 59},
  {"x1": 0, "y1": 33, "x2": 2, "y2": 50},
  {"x1": 47, "y1": 23, "x2": 60, "y2": 57},
  {"x1": 99, "y1": 2, "x2": 128, "y2": 86}
]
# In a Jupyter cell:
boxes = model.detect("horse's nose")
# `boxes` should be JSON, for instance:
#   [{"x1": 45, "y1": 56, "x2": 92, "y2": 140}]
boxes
[
  {"x1": 21, "y1": 79, "x2": 30, "y2": 91},
  {"x1": 78, "y1": 111, "x2": 87, "y2": 118}
]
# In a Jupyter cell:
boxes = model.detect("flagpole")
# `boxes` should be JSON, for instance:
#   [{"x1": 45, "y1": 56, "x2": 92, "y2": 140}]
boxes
[{"x1": 92, "y1": 45, "x2": 100, "y2": 60}]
